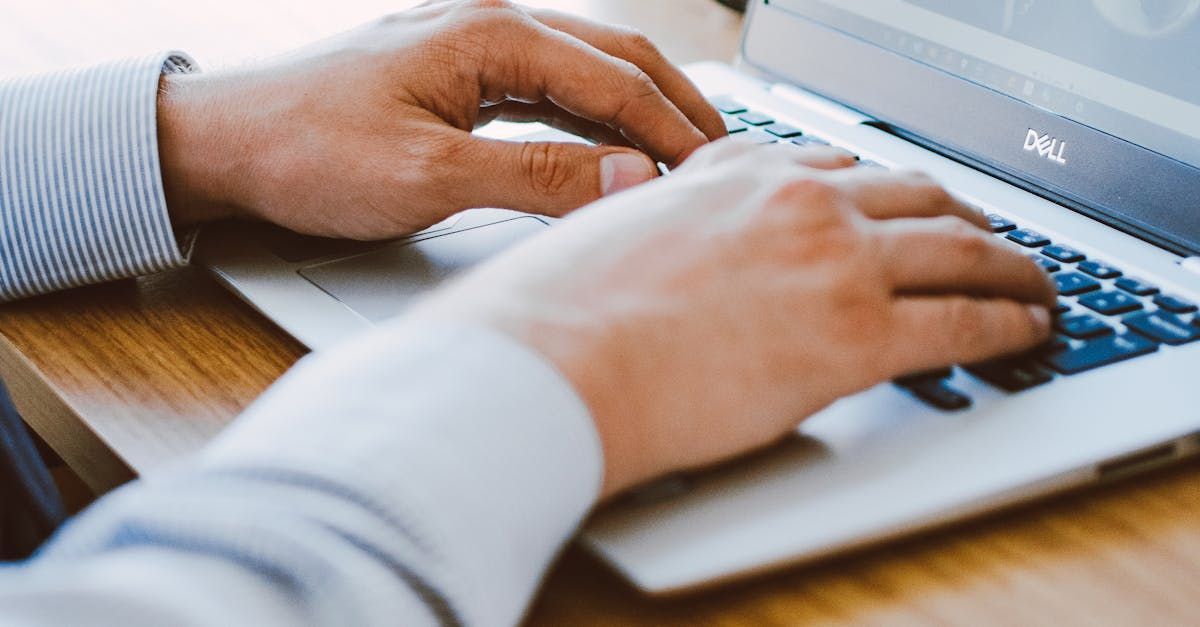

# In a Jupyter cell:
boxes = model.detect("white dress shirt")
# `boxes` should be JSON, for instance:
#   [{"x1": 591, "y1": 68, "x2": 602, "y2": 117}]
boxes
[{"x1": 0, "y1": 54, "x2": 604, "y2": 626}]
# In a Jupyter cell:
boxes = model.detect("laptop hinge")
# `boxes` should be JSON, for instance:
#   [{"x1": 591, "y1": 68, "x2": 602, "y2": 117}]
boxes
[{"x1": 1182, "y1": 257, "x2": 1200, "y2": 276}]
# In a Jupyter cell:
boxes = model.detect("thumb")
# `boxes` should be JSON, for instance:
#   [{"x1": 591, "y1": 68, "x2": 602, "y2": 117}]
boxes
[{"x1": 471, "y1": 138, "x2": 658, "y2": 217}]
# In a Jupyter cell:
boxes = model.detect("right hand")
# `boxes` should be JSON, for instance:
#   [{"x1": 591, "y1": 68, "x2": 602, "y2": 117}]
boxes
[{"x1": 413, "y1": 141, "x2": 1057, "y2": 499}]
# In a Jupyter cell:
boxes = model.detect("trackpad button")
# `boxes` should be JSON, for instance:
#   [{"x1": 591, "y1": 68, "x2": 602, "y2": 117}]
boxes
[{"x1": 299, "y1": 216, "x2": 548, "y2": 323}]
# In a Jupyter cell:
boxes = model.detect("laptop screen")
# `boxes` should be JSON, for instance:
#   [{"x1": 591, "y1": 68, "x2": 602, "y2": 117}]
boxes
[{"x1": 772, "y1": 0, "x2": 1200, "y2": 170}]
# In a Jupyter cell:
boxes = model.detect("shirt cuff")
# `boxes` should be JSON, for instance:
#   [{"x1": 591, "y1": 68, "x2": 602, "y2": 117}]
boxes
[
  {"x1": 0, "y1": 51, "x2": 198, "y2": 301},
  {"x1": 198, "y1": 321, "x2": 605, "y2": 625}
]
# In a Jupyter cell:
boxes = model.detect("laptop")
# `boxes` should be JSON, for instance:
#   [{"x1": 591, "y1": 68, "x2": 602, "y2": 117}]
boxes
[{"x1": 199, "y1": 0, "x2": 1200, "y2": 595}]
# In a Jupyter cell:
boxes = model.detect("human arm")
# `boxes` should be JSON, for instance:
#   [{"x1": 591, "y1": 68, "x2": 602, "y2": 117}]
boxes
[
  {"x1": 2, "y1": 1, "x2": 723, "y2": 302},
  {"x1": 155, "y1": 0, "x2": 725, "y2": 237},
  {"x1": 0, "y1": 53, "x2": 196, "y2": 302},
  {"x1": 1, "y1": 1, "x2": 1060, "y2": 623},
  {"x1": 1, "y1": 323, "x2": 599, "y2": 627},
  {"x1": 1, "y1": 141, "x2": 1053, "y2": 626}
]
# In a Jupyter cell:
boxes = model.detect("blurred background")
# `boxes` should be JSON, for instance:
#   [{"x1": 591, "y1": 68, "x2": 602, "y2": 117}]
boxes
[{"x1": 0, "y1": 0, "x2": 743, "y2": 76}]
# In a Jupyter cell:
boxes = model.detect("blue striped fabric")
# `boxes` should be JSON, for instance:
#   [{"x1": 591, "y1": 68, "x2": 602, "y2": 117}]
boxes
[{"x1": 0, "y1": 52, "x2": 196, "y2": 302}]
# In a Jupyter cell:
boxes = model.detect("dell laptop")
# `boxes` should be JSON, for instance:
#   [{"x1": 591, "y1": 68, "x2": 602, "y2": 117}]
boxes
[{"x1": 200, "y1": 0, "x2": 1200, "y2": 594}]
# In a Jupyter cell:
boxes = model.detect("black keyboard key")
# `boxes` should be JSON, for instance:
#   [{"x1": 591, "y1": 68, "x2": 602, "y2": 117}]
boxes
[
  {"x1": 711, "y1": 96, "x2": 747, "y2": 114},
  {"x1": 764, "y1": 123, "x2": 802, "y2": 138},
  {"x1": 1053, "y1": 300, "x2": 1071, "y2": 315},
  {"x1": 1006, "y1": 229, "x2": 1051, "y2": 248},
  {"x1": 966, "y1": 359, "x2": 1053, "y2": 392},
  {"x1": 1154, "y1": 294, "x2": 1198, "y2": 314},
  {"x1": 1054, "y1": 272, "x2": 1101, "y2": 296},
  {"x1": 904, "y1": 379, "x2": 972, "y2": 411},
  {"x1": 1031, "y1": 255, "x2": 1060, "y2": 273},
  {"x1": 1125, "y1": 311, "x2": 1200, "y2": 346},
  {"x1": 1078, "y1": 290, "x2": 1143, "y2": 316},
  {"x1": 1115, "y1": 277, "x2": 1160, "y2": 297},
  {"x1": 1056, "y1": 314, "x2": 1113, "y2": 339},
  {"x1": 724, "y1": 117, "x2": 749, "y2": 134},
  {"x1": 894, "y1": 367, "x2": 953, "y2": 388},
  {"x1": 738, "y1": 111, "x2": 774, "y2": 126},
  {"x1": 1078, "y1": 260, "x2": 1122, "y2": 279},
  {"x1": 986, "y1": 214, "x2": 1017, "y2": 233},
  {"x1": 1041, "y1": 245, "x2": 1085, "y2": 263},
  {"x1": 1043, "y1": 333, "x2": 1158, "y2": 375}
]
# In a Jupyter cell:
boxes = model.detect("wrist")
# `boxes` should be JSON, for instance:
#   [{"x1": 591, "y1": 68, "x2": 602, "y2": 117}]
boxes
[
  {"x1": 157, "y1": 73, "x2": 253, "y2": 228},
  {"x1": 491, "y1": 314, "x2": 658, "y2": 500}
]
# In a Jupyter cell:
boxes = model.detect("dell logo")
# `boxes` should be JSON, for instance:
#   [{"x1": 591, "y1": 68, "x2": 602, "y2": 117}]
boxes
[{"x1": 1023, "y1": 129, "x2": 1067, "y2": 165}]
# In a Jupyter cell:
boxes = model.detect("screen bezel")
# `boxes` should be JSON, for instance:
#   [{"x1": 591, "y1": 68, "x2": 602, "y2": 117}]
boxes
[{"x1": 741, "y1": 0, "x2": 1200, "y2": 257}]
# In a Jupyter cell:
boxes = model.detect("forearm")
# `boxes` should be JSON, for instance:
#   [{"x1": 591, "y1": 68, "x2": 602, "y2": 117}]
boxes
[
  {"x1": 2, "y1": 322, "x2": 602, "y2": 626},
  {"x1": 0, "y1": 54, "x2": 195, "y2": 302}
]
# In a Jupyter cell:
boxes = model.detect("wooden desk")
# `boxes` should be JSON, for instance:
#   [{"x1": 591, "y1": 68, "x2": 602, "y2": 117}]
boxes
[{"x1": 2, "y1": 2, "x2": 1199, "y2": 624}]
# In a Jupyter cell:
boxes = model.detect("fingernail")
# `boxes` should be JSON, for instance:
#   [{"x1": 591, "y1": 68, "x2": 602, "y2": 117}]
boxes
[
  {"x1": 601, "y1": 152, "x2": 656, "y2": 196},
  {"x1": 1028, "y1": 305, "x2": 1051, "y2": 331}
]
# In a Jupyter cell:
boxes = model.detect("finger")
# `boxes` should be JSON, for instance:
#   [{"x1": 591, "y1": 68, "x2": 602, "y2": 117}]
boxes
[
  {"x1": 874, "y1": 216, "x2": 1057, "y2": 307},
  {"x1": 474, "y1": 10, "x2": 710, "y2": 166},
  {"x1": 478, "y1": 101, "x2": 634, "y2": 148},
  {"x1": 528, "y1": 9, "x2": 727, "y2": 141},
  {"x1": 457, "y1": 136, "x2": 658, "y2": 216},
  {"x1": 678, "y1": 137, "x2": 857, "y2": 173},
  {"x1": 888, "y1": 296, "x2": 1052, "y2": 374},
  {"x1": 720, "y1": 139, "x2": 859, "y2": 171},
  {"x1": 825, "y1": 169, "x2": 990, "y2": 229},
  {"x1": 781, "y1": 145, "x2": 860, "y2": 170}
]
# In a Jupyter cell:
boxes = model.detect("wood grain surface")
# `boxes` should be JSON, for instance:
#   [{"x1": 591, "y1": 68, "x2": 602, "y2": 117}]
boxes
[{"x1": 3, "y1": 1, "x2": 1200, "y2": 624}]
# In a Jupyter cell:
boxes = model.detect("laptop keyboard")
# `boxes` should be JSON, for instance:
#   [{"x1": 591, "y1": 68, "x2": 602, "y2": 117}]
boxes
[
  {"x1": 926, "y1": 217, "x2": 1197, "y2": 406},
  {"x1": 712, "y1": 96, "x2": 1200, "y2": 411},
  {"x1": 712, "y1": 96, "x2": 883, "y2": 167}
]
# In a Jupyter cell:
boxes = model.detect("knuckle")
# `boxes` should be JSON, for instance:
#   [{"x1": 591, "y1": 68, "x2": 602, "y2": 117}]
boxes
[
  {"x1": 922, "y1": 182, "x2": 953, "y2": 205},
  {"x1": 519, "y1": 143, "x2": 577, "y2": 196},
  {"x1": 615, "y1": 27, "x2": 659, "y2": 59},
  {"x1": 455, "y1": 0, "x2": 522, "y2": 29},
  {"x1": 605, "y1": 65, "x2": 661, "y2": 124},
  {"x1": 1007, "y1": 301, "x2": 1038, "y2": 336},
  {"x1": 465, "y1": 0, "x2": 516, "y2": 12},
  {"x1": 828, "y1": 271, "x2": 876, "y2": 311},
  {"x1": 761, "y1": 177, "x2": 858, "y2": 240},
  {"x1": 951, "y1": 230, "x2": 993, "y2": 265},
  {"x1": 769, "y1": 177, "x2": 840, "y2": 211},
  {"x1": 626, "y1": 66, "x2": 660, "y2": 99},
  {"x1": 905, "y1": 172, "x2": 955, "y2": 206},
  {"x1": 947, "y1": 298, "x2": 988, "y2": 346}
]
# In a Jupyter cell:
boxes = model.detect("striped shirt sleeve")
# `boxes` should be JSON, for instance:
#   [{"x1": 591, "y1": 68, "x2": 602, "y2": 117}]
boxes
[{"x1": 0, "y1": 52, "x2": 197, "y2": 303}]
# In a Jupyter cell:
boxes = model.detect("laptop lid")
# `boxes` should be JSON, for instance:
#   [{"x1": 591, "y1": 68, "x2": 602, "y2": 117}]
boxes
[{"x1": 740, "y1": 0, "x2": 1200, "y2": 258}]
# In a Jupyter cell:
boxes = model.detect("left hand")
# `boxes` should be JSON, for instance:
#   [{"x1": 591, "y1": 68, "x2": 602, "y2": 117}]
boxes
[{"x1": 158, "y1": 1, "x2": 725, "y2": 238}]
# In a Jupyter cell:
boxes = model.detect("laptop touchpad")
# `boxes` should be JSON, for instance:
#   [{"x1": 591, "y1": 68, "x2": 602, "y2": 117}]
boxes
[{"x1": 299, "y1": 216, "x2": 549, "y2": 323}]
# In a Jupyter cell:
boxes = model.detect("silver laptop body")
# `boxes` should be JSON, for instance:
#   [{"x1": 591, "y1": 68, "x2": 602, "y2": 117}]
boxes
[{"x1": 201, "y1": 0, "x2": 1200, "y2": 594}]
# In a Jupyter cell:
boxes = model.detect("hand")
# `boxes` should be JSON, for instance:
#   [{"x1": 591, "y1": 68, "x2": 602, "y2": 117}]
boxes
[
  {"x1": 412, "y1": 141, "x2": 1057, "y2": 499},
  {"x1": 157, "y1": 0, "x2": 725, "y2": 238}
]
